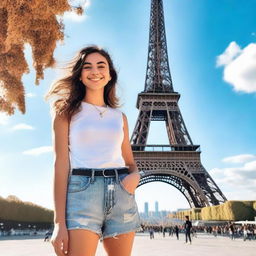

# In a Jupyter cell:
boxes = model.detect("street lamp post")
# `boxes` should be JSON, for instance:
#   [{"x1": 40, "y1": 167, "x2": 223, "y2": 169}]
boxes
[
  {"x1": 0, "y1": 223, "x2": 4, "y2": 235},
  {"x1": 18, "y1": 224, "x2": 21, "y2": 236}
]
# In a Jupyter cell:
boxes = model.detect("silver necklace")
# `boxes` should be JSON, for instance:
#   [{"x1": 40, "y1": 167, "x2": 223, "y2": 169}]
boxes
[{"x1": 92, "y1": 104, "x2": 108, "y2": 118}]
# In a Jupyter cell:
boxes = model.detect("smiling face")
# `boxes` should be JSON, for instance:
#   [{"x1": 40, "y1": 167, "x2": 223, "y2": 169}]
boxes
[{"x1": 80, "y1": 52, "x2": 112, "y2": 91}]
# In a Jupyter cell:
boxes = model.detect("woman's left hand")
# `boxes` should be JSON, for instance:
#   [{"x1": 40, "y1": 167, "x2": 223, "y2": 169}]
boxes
[{"x1": 121, "y1": 172, "x2": 140, "y2": 195}]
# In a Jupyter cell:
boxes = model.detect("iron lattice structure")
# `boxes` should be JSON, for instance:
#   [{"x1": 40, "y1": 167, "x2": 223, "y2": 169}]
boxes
[{"x1": 131, "y1": 0, "x2": 227, "y2": 208}]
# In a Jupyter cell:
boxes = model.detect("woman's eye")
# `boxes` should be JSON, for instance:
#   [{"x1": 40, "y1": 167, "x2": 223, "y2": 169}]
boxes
[{"x1": 83, "y1": 66, "x2": 105, "y2": 69}]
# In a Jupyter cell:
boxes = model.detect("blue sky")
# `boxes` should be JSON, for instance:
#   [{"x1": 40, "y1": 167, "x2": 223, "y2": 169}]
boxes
[{"x1": 0, "y1": 0, "x2": 256, "y2": 212}]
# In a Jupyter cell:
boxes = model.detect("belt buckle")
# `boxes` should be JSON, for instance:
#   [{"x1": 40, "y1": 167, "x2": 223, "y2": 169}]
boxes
[{"x1": 102, "y1": 168, "x2": 114, "y2": 177}]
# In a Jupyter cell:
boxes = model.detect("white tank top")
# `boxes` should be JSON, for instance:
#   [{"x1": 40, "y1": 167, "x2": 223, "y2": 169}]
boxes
[{"x1": 68, "y1": 101, "x2": 126, "y2": 169}]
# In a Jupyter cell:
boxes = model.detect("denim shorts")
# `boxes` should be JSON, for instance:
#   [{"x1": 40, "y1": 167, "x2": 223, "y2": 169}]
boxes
[{"x1": 65, "y1": 168, "x2": 141, "y2": 241}]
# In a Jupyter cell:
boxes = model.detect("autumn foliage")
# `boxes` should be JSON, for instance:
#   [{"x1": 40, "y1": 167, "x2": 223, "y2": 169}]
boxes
[{"x1": 0, "y1": 0, "x2": 84, "y2": 115}]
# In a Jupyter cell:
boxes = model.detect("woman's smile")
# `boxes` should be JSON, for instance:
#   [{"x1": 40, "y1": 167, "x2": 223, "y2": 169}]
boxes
[{"x1": 88, "y1": 77, "x2": 103, "y2": 82}]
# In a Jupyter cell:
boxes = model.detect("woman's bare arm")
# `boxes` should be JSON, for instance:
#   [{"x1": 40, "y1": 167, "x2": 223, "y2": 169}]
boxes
[
  {"x1": 52, "y1": 113, "x2": 70, "y2": 225},
  {"x1": 121, "y1": 113, "x2": 139, "y2": 174},
  {"x1": 121, "y1": 113, "x2": 140, "y2": 194}
]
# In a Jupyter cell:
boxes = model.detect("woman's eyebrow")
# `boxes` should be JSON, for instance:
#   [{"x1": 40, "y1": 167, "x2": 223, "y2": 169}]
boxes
[{"x1": 83, "y1": 61, "x2": 107, "y2": 65}]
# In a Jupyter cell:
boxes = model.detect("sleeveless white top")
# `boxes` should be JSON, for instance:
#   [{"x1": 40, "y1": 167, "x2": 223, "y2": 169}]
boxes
[{"x1": 68, "y1": 101, "x2": 126, "y2": 169}]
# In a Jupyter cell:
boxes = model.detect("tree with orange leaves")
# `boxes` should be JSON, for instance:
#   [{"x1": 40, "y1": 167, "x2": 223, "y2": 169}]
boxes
[{"x1": 0, "y1": 0, "x2": 84, "y2": 115}]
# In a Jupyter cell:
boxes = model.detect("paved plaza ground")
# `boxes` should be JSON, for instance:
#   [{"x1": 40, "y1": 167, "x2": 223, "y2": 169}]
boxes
[{"x1": 0, "y1": 232, "x2": 255, "y2": 256}]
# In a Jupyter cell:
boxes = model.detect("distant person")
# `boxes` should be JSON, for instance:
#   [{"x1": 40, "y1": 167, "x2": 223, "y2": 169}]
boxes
[
  {"x1": 213, "y1": 226, "x2": 217, "y2": 237},
  {"x1": 169, "y1": 226, "x2": 174, "y2": 236},
  {"x1": 229, "y1": 222, "x2": 235, "y2": 240},
  {"x1": 149, "y1": 228, "x2": 154, "y2": 239},
  {"x1": 162, "y1": 227, "x2": 166, "y2": 238},
  {"x1": 44, "y1": 230, "x2": 52, "y2": 242},
  {"x1": 243, "y1": 225, "x2": 248, "y2": 241},
  {"x1": 174, "y1": 225, "x2": 179, "y2": 240},
  {"x1": 184, "y1": 216, "x2": 192, "y2": 244},
  {"x1": 191, "y1": 227, "x2": 197, "y2": 238}
]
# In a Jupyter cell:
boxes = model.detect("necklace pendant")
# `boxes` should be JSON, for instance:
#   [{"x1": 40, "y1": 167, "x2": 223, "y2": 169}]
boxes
[{"x1": 100, "y1": 113, "x2": 103, "y2": 118}]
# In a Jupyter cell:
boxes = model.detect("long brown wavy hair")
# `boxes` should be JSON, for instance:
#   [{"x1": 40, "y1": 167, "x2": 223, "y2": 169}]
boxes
[{"x1": 44, "y1": 45, "x2": 120, "y2": 121}]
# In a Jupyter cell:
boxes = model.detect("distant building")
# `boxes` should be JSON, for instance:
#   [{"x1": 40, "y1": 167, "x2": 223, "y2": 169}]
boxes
[
  {"x1": 144, "y1": 202, "x2": 149, "y2": 217},
  {"x1": 155, "y1": 201, "x2": 159, "y2": 217},
  {"x1": 139, "y1": 201, "x2": 173, "y2": 223}
]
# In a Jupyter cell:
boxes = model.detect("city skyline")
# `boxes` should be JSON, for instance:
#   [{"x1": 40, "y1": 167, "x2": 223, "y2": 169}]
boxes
[{"x1": 142, "y1": 200, "x2": 188, "y2": 214}]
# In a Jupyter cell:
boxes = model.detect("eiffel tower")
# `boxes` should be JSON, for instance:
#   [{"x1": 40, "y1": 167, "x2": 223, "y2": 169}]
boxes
[{"x1": 131, "y1": 0, "x2": 227, "y2": 207}]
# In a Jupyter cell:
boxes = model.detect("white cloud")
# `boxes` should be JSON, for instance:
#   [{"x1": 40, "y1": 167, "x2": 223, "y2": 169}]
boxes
[
  {"x1": 26, "y1": 93, "x2": 36, "y2": 98},
  {"x1": 62, "y1": 12, "x2": 86, "y2": 22},
  {"x1": 62, "y1": 0, "x2": 91, "y2": 22},
  {"x1": 69, "y1": 0, "x2": 91, "y2": 8},
  {"x1": 216, "y1": 41, "x2": 242, "y2": 66},
  {"x1": 209, "y1": 155, "x2": 256, "y2": 197},
  {"x1": 22, "y1": 146, "x2": 53, "y2": 156},
  {"x1": 243, "y1": 160, "x2": 256, "y2": 171},
  {"x1": 222, "y1": 154, "x2": 256, "y2": 164},
  {"x1": 0, "y1": 113, "x2": 10, "y2": 125},
  {"x1": 216, "y1": 42, "x2": 256, "y2": 93},
  {"x1": 11, "y1": 123, "x2": 35, "y2": 131},
  {"x1": 209, "y1": 167, "x2": 224, "y2": 176},
  {"x1": 224, "y1": 190, "x2": 256, "y2": 201}
]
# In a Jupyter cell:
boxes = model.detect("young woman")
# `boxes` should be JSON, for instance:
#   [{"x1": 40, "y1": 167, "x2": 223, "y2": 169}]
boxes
[{"x1": 45, "y1": 45, "x2": 141, "y2": 256}]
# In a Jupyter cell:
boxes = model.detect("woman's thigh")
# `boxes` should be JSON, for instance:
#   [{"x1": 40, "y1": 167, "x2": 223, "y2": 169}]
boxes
[
  {"x1": 67, "y1": 229, "x2": 100, "y2": 256},
  {"x1": 103, "y1": 231, "x2": 135, "y2": 256}
]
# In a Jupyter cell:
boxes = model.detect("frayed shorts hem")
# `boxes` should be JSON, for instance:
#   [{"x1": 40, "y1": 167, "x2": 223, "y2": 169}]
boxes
[
  {"x1": 100, "y1": 226, "x2": 142, "y2": 241},
  {"x1": 66, "y1": 226, "x2": 141, "y2": 242},
  {"x1": 67, "y1": 227, "x2": 102, "y2": 238}
]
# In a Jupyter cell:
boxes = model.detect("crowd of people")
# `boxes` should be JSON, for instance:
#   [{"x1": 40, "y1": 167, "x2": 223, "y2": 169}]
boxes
[
  {"x1": 140, "y1": 219, "x2": 256, "y2": 242},
  {"x1": 141, "y1": 215, "x2": 194, "y2": 243},
  {"x1": 1, "y1": 218, "x2": 256, "y2": 243},
  {"x1": 206, "y1": 223, "x2": 256, "y2": 241}
]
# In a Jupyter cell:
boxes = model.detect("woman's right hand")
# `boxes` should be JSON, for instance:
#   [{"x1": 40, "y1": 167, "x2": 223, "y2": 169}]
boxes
[
  {"x1": 121, "y1": 171, "x2": 140, "y2": 195},
  {"x1": 51, "y1": 223, "x2": 69, "y2": 256}
]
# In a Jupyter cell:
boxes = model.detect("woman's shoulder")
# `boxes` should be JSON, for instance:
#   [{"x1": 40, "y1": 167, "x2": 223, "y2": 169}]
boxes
[
  {"x1": 110, "y1": 106, "x2": 125, "y2": 115},
  {"x1": 51, "y1": 112, "x2": 69, "y2": 135},
  {"x1": 109, "y1": 107, "x2": 127, "y2": 122}
]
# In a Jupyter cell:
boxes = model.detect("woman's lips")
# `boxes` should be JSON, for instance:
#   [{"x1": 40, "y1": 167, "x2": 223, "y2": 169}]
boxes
[{"x1": 88, "y1": 77, "x2": 103, "y2": 81}]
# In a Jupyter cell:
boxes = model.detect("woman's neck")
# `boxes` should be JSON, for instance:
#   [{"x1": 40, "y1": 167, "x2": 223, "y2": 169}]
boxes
[{"x1": 83, "y1": 94, "x2": 106, "y2": 107}]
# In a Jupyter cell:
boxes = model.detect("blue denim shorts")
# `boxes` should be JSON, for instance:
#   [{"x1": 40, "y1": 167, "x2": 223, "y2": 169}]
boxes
[{"x1": 65, "y1": 168, "x2": 141, "y2": 241}]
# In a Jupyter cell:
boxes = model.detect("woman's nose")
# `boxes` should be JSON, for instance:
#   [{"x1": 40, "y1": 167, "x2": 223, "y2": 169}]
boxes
[{"x1": 90, "y1": 66, "x2": 100, "y2": 74}]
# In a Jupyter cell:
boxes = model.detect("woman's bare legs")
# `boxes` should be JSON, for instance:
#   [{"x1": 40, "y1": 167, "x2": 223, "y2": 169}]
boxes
[
  {"x1": 67, "y1": 229, "x2": 100, "y2": 256},
  {"x1": 103, "y1": 231, "x2": 135, "y2": 256}
]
